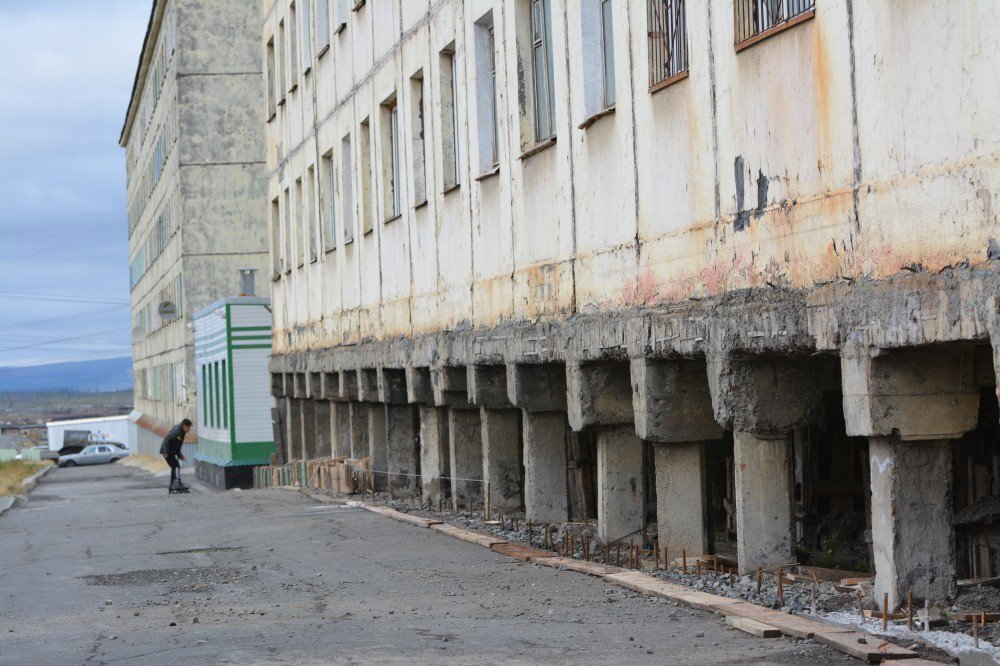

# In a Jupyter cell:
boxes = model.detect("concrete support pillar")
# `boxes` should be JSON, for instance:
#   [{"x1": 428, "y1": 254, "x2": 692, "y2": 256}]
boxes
[
  {"x1": 314, "y1": 401, "x2": 331, "y2": 458},
  {"x1": 448, "y1": 409, "x2": 483, "y2": 511},
  {"x1": 733, "y1": 432, "x2": 794, "y2": 574},
  {"x1": 332, "y1": 401, "x2": 351, "y2": 457},
  {"x1": 522, "y1": 411, "x2": 568, "y2": 523},
  {"x1": 386, "y1": 405, "x2": 418, "y2": 497},
  {"x1": 349, "y1": 402, "x2": 368, "y2": 459},
  {"x1": 481, "y1": 407, "x2": 521, "y2": 512},
  {"x1": 286, "y1": 397, "x2": 302, "y2": 461},
  {"x1": 654, "y1": 442, "x2": 709, "y2": 560},
  {"x1": 301, "y1": 400, "x2": 317, "y2": 459},
  {"x1": 275, "y1": 397, "x2": 290, "y2": 464},
  {"x1": 419, "y1": 406, "x2": 450, "y2": 503},
  {"x1": 869, "y1": 438, "x2": 955, "y2": 609},
  {"x1": 368, "y1": 405, "x2": 388, "y2": 491},
  {"x1": 596, "y1": 426, "x2": 645, "y2": 542}
]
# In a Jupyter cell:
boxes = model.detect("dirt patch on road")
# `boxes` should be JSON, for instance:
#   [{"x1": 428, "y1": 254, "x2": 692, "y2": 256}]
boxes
[{"x1": 82, "y1": 566, "x2": 252, "y2": 592}]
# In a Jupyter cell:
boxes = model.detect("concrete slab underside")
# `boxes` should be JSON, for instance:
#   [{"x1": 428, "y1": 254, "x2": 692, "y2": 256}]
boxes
[{"x1": 0, "y1": 465, "x2": 855, "y2": 664}]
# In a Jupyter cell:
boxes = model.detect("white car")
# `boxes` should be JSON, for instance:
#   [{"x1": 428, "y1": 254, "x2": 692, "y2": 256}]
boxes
[{"x1": 57, "y1": 444, "x2": 130, "y2": 467}]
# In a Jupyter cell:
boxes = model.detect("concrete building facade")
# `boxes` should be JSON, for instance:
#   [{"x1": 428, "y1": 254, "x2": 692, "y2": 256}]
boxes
[
  {"x1": 264, "y1": 0, "x2": 1000, "y2": 610},
  {"x1": 121, "y1": 0, "x2": 270, "y2": 456}
]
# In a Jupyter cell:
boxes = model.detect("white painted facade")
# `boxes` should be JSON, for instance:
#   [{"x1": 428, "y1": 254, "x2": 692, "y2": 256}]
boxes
[
  {"x1": 46, "y1": 415, "x2": 133, "y2": 452},
  {"x1": 263, "y1": 0, "x2": 999, "y2": 353}
]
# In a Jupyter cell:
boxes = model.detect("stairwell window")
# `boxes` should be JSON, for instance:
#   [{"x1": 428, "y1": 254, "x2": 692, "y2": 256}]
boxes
[
  {"x1": 341, "y1": 134, "x2": 355, "y2": 243},
  {"x1": 409, "y1": 70, "x2": 427, "y2": 205},
  {"x1": 734, "y1": 0, "x2": 815, "y2": 51},
  {"x1": 358, "y1": 118, "x2": 373, "y2": 234},
  {"x1": 647, "y1": 0, "x2": 688, "y2": 92},
  {"x1": 266, "y1": 37, "x2": 277, "y2": 119},
  {"x1": 440, "y1": 44, "x2": 461, "y2": 191},
  {"x1": 320, "y1": 151, "x2": 337, "y2": 251},
  {"x1": 316, "y1": 0, "x2": 331, "y2": 53},
  {"x1": 474, "y1": 12, "x2": 499, "y2": 172},
  {"x1": 288, "y1": 3, "x2": 300, "y2": 91},
  {"x1": 306, "y1": 165, "x2": 318, "y2": 261},
  {"x1": 381, "y1": 96, "x2": 401, "y2": 220},
  {"x1": 601, "y1": 0, "x2": 615, "y2": 107},
  {"x1": 580, "y1": 0, "x2": 616, "y2": 124},
  {"x1": 270, "y1": 197, "x2": 280, "y2": 276},
  {"x1": 300, "y1": 0, "x2": 312, "y2": 73},
  {"x1": 531, "y1": 0, "x2": 555, "y2": 141}
]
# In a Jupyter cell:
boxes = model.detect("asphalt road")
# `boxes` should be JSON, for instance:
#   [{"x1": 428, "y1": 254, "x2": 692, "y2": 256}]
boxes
[{"x1": 0, "y1": 465, "x2": 856, "y2": 665}]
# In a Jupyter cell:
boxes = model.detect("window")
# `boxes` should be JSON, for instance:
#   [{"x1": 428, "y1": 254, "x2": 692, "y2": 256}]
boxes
[
  {"x1": 277, "y1": 20, "x2": 287, "y2": 102},
  {"x1": 300, "y1": 0, "x2": 312, "y2": 73},
  {"x1": 282, "y1": 187, "x2": 292, "y2": 271},
  {"x1": 439, "y1": 44, "x2": 461, "y2": 190},
  {"x1": 601, "y1": 0, "x2": 615, "y2": 106},
  {"x1": 270, "y1": 197, "x2": 281, "y2": 276},
  {"x1": 288, "y1": 3, "x2": 300, "y2": 90},
  {"x1": 647, "y1": 0, "x2": 688, "y2": 90},
  {"x1": 358, "y1": 119, "x2": 373, "y2": 234},
  {"x1": 335, "y1": 0, "x2": 349, "y2": 32},
  {"x1": 474, "y1": 13, "x2": 499, "y2": 171},
  {"x1": 381, "y1": 97, "x2": 401, "y2": 219},
  {"x1": 341, "y1": 134, "x2": 355, "y2": 243},
  {"x1": 734, "y1": 0, "x2": 814, "y2": 49},
  {"x1": 213, "y1": 362, "x2": 220, "y2": 427},
  {"x1": 409, "y1": 71, "x2": 427, "y2": 204},
  {"x1": 530, "y1": 0, "x2": 555, "y2": 141},
  {"x1": 320, "y1": 151, "x2": 336, "y2": 250},
  {"x1": 316, "y1": 0, "x2": 331, "y2": 52},
  {"x1": 294, "y1": 177, "x2": 304, "y2": 265},
  {"x1": 220, "y1": 359, "x2": 228, "y2": 429},
  {"x1": 306, "y1": 165, "x2": 318, "y2": 261},
  {"x1": 266, "y1": 37, "x2": 277, "y2": 118},
  {"x1": 201, "y1": 366, "x2": 207, "y2": 425}
]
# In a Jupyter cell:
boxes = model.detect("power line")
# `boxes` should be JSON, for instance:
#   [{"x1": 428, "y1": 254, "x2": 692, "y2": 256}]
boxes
[
  {"x1": 0, "y1": 209, "x2": 124, "y2": 217},
  {"x1": 0, "y1": 305, "x2": 129, "y2": 332},
  {"x1": 0, "y1": 248, "x2": 125, "y2": 278},
  {"x1": 3, "y1": 221, "x2": 120, "y2": 266},
  {"x1": 0, "y1": 327, "x2": 131, "y2": 353},
  {"x1": 0, "y1": 292, "x2": 129, "y2": 305}
]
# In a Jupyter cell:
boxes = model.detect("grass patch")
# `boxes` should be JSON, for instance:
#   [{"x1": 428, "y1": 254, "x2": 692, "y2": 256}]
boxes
[{"x1": 0, "y1": 460, "x2": 50, "y2": 496}]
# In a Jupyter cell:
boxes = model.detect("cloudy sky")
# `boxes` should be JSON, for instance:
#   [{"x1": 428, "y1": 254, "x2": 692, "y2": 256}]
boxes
[{"x1": 0, "y1": 1, "x2": 150, "y2": 370}]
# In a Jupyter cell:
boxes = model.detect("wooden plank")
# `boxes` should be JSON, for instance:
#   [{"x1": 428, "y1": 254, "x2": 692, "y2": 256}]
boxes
[
  {"x1": 362, "y1": 504, "x2": 441, "y2": 528},
  {"x1": 533, "y1": 556, "x2": 620, "y2": 577},
  {"x1": 798, "y1": 565, "x2": 870, "y2": 583},
  {"x1": 863, "y1": 609, "x2": 905, "y2": 620},
  {"x1": 840, "y1": 576, "x2": 874, "y2": 585},
  {"x1": 726, "y1": 616, "x2": 781, "y2": 638},
  {"x1": 953, "y1": 611, "x2": 1000, "y2": 622},
  {"x1": 430, "y1": 523, "x2": 506, "y2": 548},
  {"x1": 813, "y1": 630, "x2": 917, "y2": 662},
  {"x1": 958, "y1": 575, "x2": 1000, "y2": 588},
  {"x1": 491, "y1": 542, "x2": 555, "y2": 562}
]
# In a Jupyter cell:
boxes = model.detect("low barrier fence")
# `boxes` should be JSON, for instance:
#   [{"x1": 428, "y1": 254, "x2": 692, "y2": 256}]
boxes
[{"x1": 253, "y1": 456, "x2": 373, "y2": 494}]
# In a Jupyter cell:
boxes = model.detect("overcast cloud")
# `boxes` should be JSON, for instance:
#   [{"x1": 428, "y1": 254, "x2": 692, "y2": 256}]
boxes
[{"x1": 0, "y1": 1, "x2": 150, "y2": 370}]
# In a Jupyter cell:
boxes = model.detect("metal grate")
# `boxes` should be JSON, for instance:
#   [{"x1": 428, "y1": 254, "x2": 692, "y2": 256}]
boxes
[
  {"x1": 734, "y1": 0, "x2": 815, "y2": 47},
  {"x1": 648, "y1": 0, "x2": 688, "y2": 89}
]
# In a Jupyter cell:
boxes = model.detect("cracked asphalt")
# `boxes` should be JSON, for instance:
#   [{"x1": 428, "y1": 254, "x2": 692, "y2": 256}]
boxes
[{"x1": 0, "y1": 465, "x2": 856, "y2": 665}]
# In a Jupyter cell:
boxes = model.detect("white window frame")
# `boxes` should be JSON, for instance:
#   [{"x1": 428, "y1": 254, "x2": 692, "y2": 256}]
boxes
[{"x1": 530, "y1": 0, "x2": 555, "y2": 142}]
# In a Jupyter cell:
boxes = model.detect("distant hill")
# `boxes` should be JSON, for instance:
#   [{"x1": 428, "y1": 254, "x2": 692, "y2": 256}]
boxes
[{"x1": 0, "y1": 357, "x2": 133, "y2": 393}]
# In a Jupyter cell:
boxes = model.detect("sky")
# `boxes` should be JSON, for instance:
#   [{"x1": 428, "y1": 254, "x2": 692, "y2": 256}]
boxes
[{"x1": 0, "y1": 1, "x2": 151, "y2": 370}]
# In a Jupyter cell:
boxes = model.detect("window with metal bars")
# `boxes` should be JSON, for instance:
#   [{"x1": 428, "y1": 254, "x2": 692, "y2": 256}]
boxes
[
  {"x1": 647, "y1": 0, "x2": 688, "y2": 91},
  {"x1": 734, "y1": 0, "x2": 815, "y2": 49}
]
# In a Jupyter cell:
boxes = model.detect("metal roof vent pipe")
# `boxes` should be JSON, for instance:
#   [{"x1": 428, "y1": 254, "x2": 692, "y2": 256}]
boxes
[{"x1": 238, "y1": 268, "x2": 256, "y2": 297}]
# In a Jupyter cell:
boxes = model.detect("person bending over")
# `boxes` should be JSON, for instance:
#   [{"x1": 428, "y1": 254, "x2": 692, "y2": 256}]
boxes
[{"x1": 160, "y1": 419, "x2": 192, "y2": 494}]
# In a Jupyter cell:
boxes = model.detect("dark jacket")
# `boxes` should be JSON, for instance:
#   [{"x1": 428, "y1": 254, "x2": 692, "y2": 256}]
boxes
[{"x1": 159, "y1": 424, "x2": 187, "y2": 457}]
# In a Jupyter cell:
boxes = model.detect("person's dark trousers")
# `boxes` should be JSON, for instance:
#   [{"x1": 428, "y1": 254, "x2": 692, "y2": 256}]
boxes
[{"x1": 166, "y1": 454, "x2": 181, "y2": 488}]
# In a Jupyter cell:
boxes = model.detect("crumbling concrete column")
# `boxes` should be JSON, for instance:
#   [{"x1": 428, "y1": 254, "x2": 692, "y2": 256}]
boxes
[
  {"x1": 480, "y1": 407, "x2": 521, "y2": 512},
  {"x1": 596, "y1": 426, "x2": 645, "y2": 542},
  {"x1": 314, "y1": 401, "x2": 331, "y2": 458},
  {"x1": 733, "y1": 432, "x2": 794, "y2": 574},
  {"x1": 386, "y1": 405, "x2": 418, "y2": 497},
  {"x1": 349, "y1": 402, "x2": 368, "y2": 459},
  {"x1": 448, "y1": 409, "x2": 484, "y2": 511},
  {"x1": 521, "y1": 410, "x2": 568, "y2": 523},
  {"x1": 631, "y1": 358, "x2": 722, "y2": 561},
  {"x1": 332, "y1": 401, "x2": 351, "y2": 457},
  {"x1": 841, "y1": 342, "x2": 976, "y2": 608},
  {"x1": 654, "y1": 442, "x2": 709, "y2": 560},
  {"x1": 869, "y1": 437, "x2": 955, "y2": 608},
  {"x1": 301, "y1": 400, "x2": 317, "y2": 459},
  {"x1": 368, "y1": 405, "x2": 388, "y2": 491},
  {"x1": 418, "y1": 406, "x2": 450, "y2": 503}
]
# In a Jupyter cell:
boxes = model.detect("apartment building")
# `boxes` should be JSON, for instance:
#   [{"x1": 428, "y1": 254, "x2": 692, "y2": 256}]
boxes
[
  {"x1": 265, "y1": 0, "x2": 1000, "y2": 611},
  {"x1": 121, "y1": 0, "x2": 270, "y2": 456}
]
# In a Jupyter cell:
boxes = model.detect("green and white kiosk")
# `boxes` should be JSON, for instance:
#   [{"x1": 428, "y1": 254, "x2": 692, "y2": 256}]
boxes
[{"x1": 193, "y1": 295, "x2": 275, "y2": 488}]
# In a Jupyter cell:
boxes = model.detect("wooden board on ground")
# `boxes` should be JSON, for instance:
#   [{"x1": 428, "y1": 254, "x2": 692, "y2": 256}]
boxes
[
  {"x1": 958, "y1": 576, "x2": 1000, "y2": 588},
  {"x1": 430, "y1": 523, "x2": 505, "y2": 548},
  {"x1": 953, "y1": 611, "x2": 1000, "y2": 622},
  {"x1": 491, "y1": 542, "x2": 555, "y2": 561},
  {"x1": 726, "y1": 616, "x2": 781, "y2": 638},
  {"x1": 813, "y1": 630, "x2": 917, "y2": 662},
  {"x1": 841, "y1": 576, "x2": 874, "y2": 585},
  {"x1": 362, "y1": 504, "x2": 441, "y2": 528},
  {"x1": 863, "y1": 609, "x2": 906, "y2": 620},
  {"x1": 533, "y1": 556, "x2": 620, "y2": 577},
  {"x1": 798, "y1": 565, "x2": 871, "y2": 583}
]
